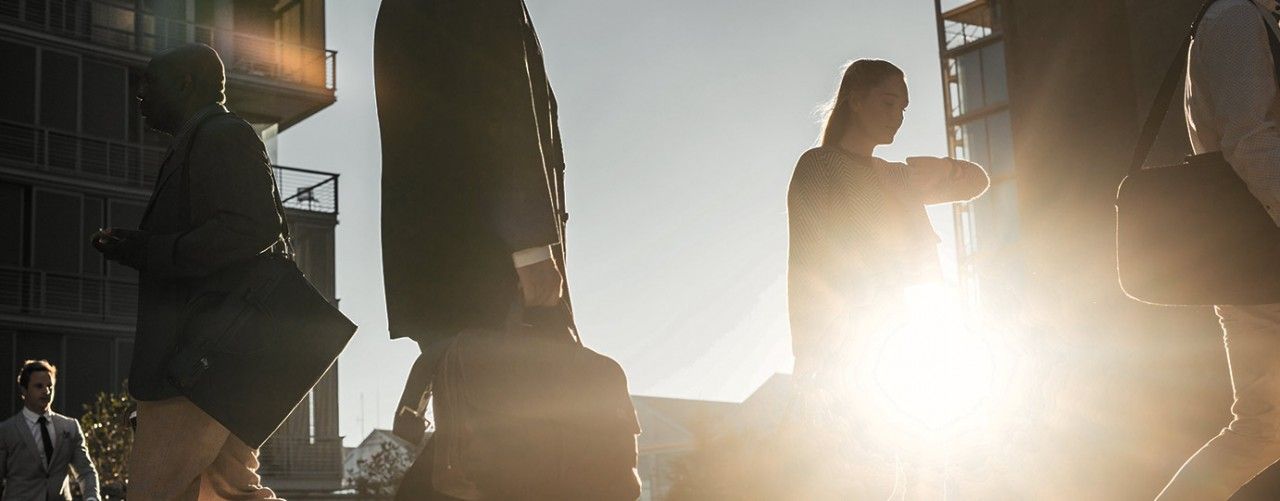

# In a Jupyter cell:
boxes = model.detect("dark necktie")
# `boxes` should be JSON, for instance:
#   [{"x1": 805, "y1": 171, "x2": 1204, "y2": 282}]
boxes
[{"x1": 36, "y1": 416, "x2": 52, "y2": 465}]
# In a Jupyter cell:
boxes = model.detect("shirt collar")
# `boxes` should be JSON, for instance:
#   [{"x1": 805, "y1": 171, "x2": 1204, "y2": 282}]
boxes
[
  {"x1": 21, "y1": 407, "x2": 49, "y2": 424},
  {"x1": 172, "y1": 103, "x2": 228, "y2": 146}
]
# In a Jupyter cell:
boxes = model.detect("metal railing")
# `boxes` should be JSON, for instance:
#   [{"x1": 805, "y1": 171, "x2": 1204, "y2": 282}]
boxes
[
  {"x1": 941, "y1": 1, "x2": 999, "y2": 50},
  {"x1": 0, "y1": 265, "x2": 138, "y2": 323},
  {"x1": 275, "y1": 165, "x2": 339, "y2": 215},
  {"x1": 0, "y1": 119, "x2": 340, "y2": 215},
  {"x1": 0, "y1": 118, "x2": 165, "y2": 189},
  {"x1": 259, "y1": 436, "x2": 345, "y2": 478},
  {"x1": 0, "y1": 0, "x2": 336, "y2": 90}
]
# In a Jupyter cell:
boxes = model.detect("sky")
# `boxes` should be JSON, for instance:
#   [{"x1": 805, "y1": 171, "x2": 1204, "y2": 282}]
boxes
[{"x1": 277, "y1": 0, "x2": 957, "y2": 446}]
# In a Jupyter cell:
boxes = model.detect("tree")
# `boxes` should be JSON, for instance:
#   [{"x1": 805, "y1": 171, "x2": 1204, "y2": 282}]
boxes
[
  {"x1": 78, "y1": 390, "x2": 135, "y2": 500},
  {"x1": 350, "y1": 441, "x2": 415, "y2": 496}
]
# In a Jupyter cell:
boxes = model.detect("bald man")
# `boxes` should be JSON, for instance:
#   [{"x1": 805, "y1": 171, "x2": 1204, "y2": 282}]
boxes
[{"x1": 92, "y1": 44, "x2": 284, "y2": 500}]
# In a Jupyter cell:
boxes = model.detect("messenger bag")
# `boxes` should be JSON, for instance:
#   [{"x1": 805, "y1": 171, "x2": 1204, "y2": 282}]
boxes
[
  {"x1": 1116, "y1": 0, "x2": 1280, "y2": 306},
  {"x1": 165, "y1": 117, "x2": 357, "y2": 448}
]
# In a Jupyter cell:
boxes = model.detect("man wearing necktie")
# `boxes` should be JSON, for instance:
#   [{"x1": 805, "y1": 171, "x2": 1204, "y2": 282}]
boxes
[{"x1": 0, "y1": 360, "x2": 99, "y2": 500}]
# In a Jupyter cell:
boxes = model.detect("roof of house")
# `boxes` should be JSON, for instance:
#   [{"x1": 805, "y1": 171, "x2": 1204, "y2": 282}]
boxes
[{"x1": 632, "y1": 395, "x2": 738, "y2": 452}]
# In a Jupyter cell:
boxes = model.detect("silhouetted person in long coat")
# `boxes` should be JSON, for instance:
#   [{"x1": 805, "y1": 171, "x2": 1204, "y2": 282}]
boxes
[
  {"x1": 374, "y1": 1, "x2": 569, "y2": 498},
  {"x1": 92, "y1": 44, "x2": 284, "y2": 500}
]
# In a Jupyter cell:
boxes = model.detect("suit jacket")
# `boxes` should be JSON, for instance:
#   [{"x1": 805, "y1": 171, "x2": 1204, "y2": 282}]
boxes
[
  {"x1": 375, "y1": 0, "x2": 568, "y2": 342},
  {"x1": 0, "y1": 411, "x2": 99, "y2": 501},
  {"x1": 129, "y1": 109, "x2": 286, "y2": 401}
]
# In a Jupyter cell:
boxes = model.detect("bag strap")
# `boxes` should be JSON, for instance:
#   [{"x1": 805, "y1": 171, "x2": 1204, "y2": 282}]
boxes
[
  {"x1": 264, "y1": 163, "x2": 296, "y2": 260},
  {"x1": 1130, "y1": 0, "x2": 1280, "y2": 174}
]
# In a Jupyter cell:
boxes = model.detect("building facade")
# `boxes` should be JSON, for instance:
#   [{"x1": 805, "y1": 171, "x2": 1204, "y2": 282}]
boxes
[{"x1": 0, "y1": 0, "x2": 343, "y2": 492}]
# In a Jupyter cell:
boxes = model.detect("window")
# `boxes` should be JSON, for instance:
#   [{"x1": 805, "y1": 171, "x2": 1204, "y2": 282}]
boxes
[
  {"x1": 0, "y1": 40, "x2": 36, "y2": 123},
  {"x1": 949, "y1": 41, "x2": 1009, "y2": 118},
  {"x1": 973, "y1": 181, "x2": 1020, "y2": 252},
  {"x1": 953, "y1": 110, "x2": 1013, "y2": 179},
  {"x1": 980, "y1": 43, "x2": 1008, "y2": 105},
  {"x1": 0, "y1": 331, "x2": 12, "y2": 413},
  {"x1": 0, "y1": 184, "x2": 23, "y2": 311},
  {"x1": 39, "y1": 51, "x2": 79, "y2": 132},
  {"x1": 81, "y1": 61, "x2": 129, "y2": 141},
  {"x1": 32, "y1": 189, "x2": 82, "y2": 274},
  {"x1": 66, "y1": 336, "x2": 114, "y2": 418},
  {"x1": 0, "y1": 183, "x2": 23, "y2": 267},
  {"x1": 955, "y1": 51, "x2": 985, "y2": 115}
]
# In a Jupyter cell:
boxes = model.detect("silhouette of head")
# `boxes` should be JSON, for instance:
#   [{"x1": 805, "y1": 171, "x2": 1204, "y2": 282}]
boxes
[
  {"x1": 138, "y1": 44, "x2": 226, "y2": 134},
  {"x1": 819, "y1": 59, "x2": 908, "y2": 150},
  {"x1": 16, "y1": 359, "x2": 56, "y2": 414}
]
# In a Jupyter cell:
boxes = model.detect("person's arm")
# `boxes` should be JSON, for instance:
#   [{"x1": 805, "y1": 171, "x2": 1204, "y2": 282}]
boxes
[
  {"x1": 447, "y1": 0, "x2": 560, "y2": 254},
  {"x1": 1198, "y1": 3, "x2": 1280, "y2": 213},
  {"x1": 880, "y1": 156, "x2": 990, "y2": 206},
  {"x1": 142, "y1": 120, "x2": 283, "y2": 278},
  {"x1": 68, "y1": 420, "x2": 99, "y2": 501}
]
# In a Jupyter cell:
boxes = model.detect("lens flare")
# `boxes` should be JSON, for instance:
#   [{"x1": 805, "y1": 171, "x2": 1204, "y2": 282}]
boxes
[{"x1": 872, "y1": 284, "x2": 995, "y2": 431}]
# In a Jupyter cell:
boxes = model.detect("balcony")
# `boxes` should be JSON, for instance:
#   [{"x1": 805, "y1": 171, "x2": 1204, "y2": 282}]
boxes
[
  {"x1": 0, "y1": 118, "x2": 340, "y2": 215},
  {"x1": 941, "y1": 0, "x2": 1001, "y2": 51},
  {"x1": 0, "y1": 265, "x2": 138, "y2": 324},
  {"x1": 259, "y1": 436, "x2": 345, "y2": 489},
  {"x1": 0, "y1": 0, "x2": 336, "y2": 126}
]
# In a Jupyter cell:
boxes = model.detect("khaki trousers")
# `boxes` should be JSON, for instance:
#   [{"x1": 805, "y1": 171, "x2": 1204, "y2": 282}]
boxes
[
  {"x1": 129, "y1": 397, "x2": 280, "y2": 501},
  {"x1": 1158, "y1": 304, "x2": 1280, "y2": 500}
]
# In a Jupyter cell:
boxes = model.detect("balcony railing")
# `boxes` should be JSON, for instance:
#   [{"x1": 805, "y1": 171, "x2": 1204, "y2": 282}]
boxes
[
  {"x1": 0, "y1": 119, "x2": 340, "y2": 215},
  {"x1": 941, "y1": 0, "x2": 1000, "y2": 50},
  {"x1": 0, "y1": 0, "x2": 336, "y2": 91},
  {"x1": 0, "y1": 118, "x2": 165, "y2": 190},
  {"x1": 259, "y1": 436, "x2": 345, "y2": 479},
  {"x1": 0, "y1": 265, "x2": 138, "y2": 324},
  {"x1": 275, "y1": 165, "x2": 339, "y2": 215}
]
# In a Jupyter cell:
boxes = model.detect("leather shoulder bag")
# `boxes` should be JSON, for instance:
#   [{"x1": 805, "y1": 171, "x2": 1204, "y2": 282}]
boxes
[{"x1": 1116, "y1": 0, "x2": 1280, "y2": 306}]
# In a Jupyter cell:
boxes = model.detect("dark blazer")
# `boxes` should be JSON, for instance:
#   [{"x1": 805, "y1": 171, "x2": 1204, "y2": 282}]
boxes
[
  {"x1": 375, "y1": 0, "x2": 568, "y2": 342},
  {"x1": 128, "y1": 110, "x2": 285, "y2": 401},
  {"x1": 0, "y1": 411, "x2": 99, "y2": 501}
]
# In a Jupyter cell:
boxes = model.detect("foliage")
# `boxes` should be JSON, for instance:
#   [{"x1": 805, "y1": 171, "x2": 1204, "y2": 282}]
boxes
[
  {"x1": 78, "y1": 390, "x2": 134, "y2": 500},
  {"x1": 350, "y1": 440, "x2": 415, "y2": 496}
]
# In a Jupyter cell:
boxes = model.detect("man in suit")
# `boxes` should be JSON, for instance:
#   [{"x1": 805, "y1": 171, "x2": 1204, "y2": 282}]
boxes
[
  {"x1": 91, "y1": 44, "x2": 283, "y2": 500},
  {"x1": 374, "y1": 0, "x2": 570, "y2": 498},
  {"x1": 0, "y1": 360, "x2": 99, "y2": 500}
]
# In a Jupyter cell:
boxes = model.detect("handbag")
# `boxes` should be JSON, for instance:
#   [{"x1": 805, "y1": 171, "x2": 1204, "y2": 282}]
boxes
[
  {"x1": 429, "y1": 302, "x2": 642, "y2": 501},
  {"x1": 165, "y1": 117, "x2": 357, "y2": 448},
  {"x1": 1116, "y1": 0, "x2": 1280, "y2": 306}
]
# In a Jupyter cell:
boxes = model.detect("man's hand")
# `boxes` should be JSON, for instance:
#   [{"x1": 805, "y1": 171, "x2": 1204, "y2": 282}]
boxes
[
  {"x1": 91, "y1": 228, "x2": 151, "y2": 269},
  {"x1": 515, "y1": 259, "x2": 563, "y2": 307}
]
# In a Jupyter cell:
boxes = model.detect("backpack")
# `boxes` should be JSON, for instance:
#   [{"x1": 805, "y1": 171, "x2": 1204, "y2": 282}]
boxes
[{"x1": 429, "y1": 304, "x2": 642, "y2": 500}]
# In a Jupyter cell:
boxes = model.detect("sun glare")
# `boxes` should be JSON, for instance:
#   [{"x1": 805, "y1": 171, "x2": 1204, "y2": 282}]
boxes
[{"x1": 834, "y1": 283, "x2": 1016, "y2": 457}]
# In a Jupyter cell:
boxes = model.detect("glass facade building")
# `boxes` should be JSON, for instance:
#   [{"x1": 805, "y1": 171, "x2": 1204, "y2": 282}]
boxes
[
  {"x1": 0, "y1": 0, "x2": 343, "y2": 492},
  {"x1": 936, "y1": 0, "x2": 1019, "y2": 304}
]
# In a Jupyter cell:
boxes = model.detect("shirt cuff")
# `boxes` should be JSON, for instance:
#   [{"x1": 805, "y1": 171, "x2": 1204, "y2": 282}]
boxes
[{"x1": 512, "y1": 245, "x2": 553, "y2": 268}]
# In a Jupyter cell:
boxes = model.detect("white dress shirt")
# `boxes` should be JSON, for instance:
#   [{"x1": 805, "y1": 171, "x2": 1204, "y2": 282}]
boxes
[
  {"x1": 1186, "y1": 0, "x2": 1280, "y2": 224},
  {"x1": 20, "y1": 407, "x2": 54, "y2": 461},
  {"x1": 512, "y1": 245, "x2": 552, "y2": 268}
]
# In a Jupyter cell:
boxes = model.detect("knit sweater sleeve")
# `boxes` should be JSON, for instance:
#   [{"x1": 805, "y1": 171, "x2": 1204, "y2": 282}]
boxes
[
  {"x1": 876, "y1": 156, "x2": 990, "y2": 205},
  {"x1": 786, "y1": 148, "x2": 900, "y2": 366}
]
